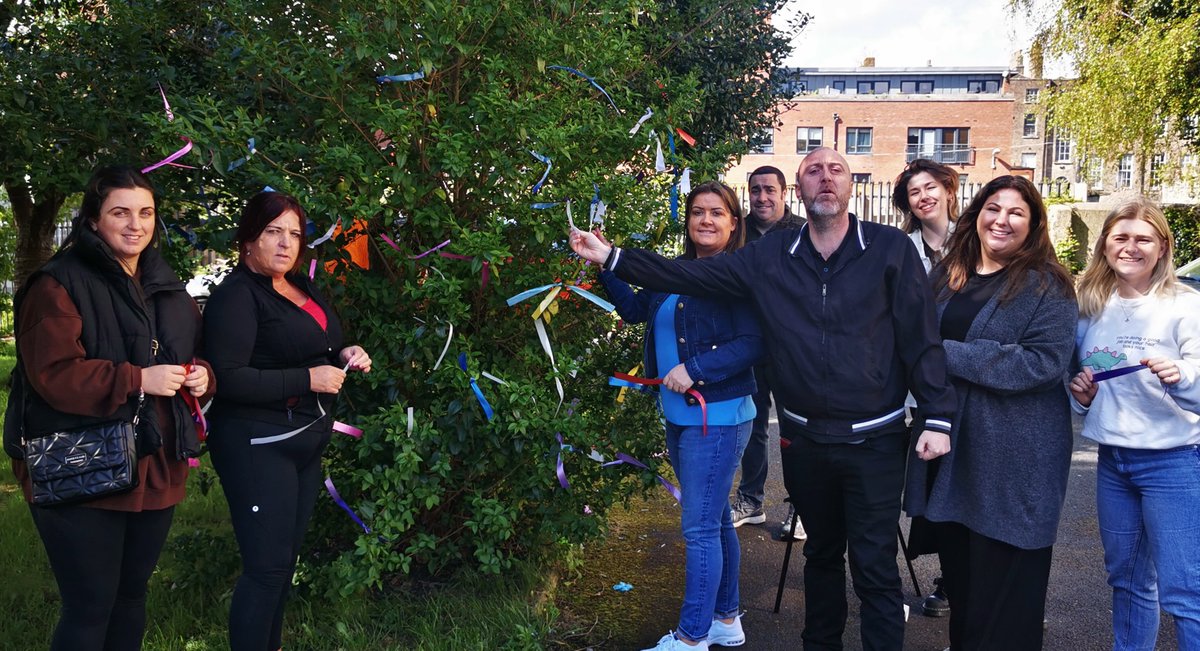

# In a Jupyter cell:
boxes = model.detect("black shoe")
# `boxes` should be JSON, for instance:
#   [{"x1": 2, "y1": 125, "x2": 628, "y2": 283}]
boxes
[{"x1": 922, "y1": 577, "x2": 950, "y2": 617}]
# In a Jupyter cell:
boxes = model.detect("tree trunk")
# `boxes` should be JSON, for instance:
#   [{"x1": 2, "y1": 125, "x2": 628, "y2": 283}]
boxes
[{"x1": 6, "y1": 181, "x2": 65, "y2": 290}]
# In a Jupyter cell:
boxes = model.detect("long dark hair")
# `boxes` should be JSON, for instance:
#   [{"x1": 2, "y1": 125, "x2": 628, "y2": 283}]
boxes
[
  {"x1": 681, "y1": 181, "x2": 745, "y2": 259},
  {"x1": 892, "y1": 159, "x2": 959, "y2": 233},
  {"x1": 63, "y1": 165, "x2": 159, "y2": 250},
  {"x1": 936, "y1": 175, "x2": 1073, "y2": 302},
  {"x1": 236, "y1": 191, "x2": 308, "y2": 273}
]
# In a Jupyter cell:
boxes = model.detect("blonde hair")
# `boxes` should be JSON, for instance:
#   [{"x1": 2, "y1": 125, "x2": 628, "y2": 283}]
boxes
[{"x1": 1077, "y1": 198, "x2": 1177, "y2": 317}]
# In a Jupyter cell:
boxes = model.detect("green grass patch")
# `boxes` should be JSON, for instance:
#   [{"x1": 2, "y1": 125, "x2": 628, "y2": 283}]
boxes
[{"x1": 0, "y1": 341, "x2": 589, "y2": 649}]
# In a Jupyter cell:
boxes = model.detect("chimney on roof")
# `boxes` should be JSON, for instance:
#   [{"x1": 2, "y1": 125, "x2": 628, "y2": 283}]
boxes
[
  {"x1": 862, "y1": 57, "x2": 875, "y2": 67},
  {"x1": 1012, "y1": 50, "x2": 1025, "y2": 76}
]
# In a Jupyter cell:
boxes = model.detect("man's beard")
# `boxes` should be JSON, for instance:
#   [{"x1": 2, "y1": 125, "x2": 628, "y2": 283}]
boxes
[{"x1": 805, "y1": 195, "x2": 847, "y2": 221}]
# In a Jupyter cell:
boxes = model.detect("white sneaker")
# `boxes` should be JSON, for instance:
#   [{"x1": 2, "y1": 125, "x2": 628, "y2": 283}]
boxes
[
  {"x1": 781, "y1": 505, "x2": 807, "y2": 541},
  {"x1": 707, "y1": 615, "x2": 745, "y2": 647},
  {"x1": 641, "y1": 631, "x2": 710, "y2": 650}
]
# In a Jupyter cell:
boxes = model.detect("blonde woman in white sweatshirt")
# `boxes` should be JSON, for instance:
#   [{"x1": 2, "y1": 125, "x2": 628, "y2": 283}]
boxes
[{"x1": 1069, "y1": 198, "x2": 1200, "y2": 651}]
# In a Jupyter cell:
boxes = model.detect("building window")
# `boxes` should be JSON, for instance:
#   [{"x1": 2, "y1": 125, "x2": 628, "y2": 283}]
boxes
[
  {"x1": 967, "y1": 79, "x2": 1000, "y2": 93},
  {"x1": 1023, "y1": 114, "x2": 1037, "y2": 138},
  {"x1": 1118, "y1": 154, "x2": 1134, "y2": 187},
  {"x1": 856, "y1": 80, "x2": 889, "y2": 95},
  {"x1": 832, "y1": 80, "x2": 845, "y2": 94},
  {"x1": 1054, "y1": 134, "x2": 1072, "y2": 163},
  {"x1": 906, "y1": 127, "x2": 971, "y2": 164},
  {"x1": 846, "y1": 127, "x2": 873, "y2": 154},
  {"x1": 1020, "y1": 152, "x2": 1037, "y2": 168},
  {"x1": 796, "y1": 127, "x2": 823, "y2": 154},
  {"x1": 1150, "y1": 154, "x2": 1165, "y2": 187},
  {"x1": 1025, "y1": 88, "x2": 1040, "y2": 103},
  {"x1": 852, "y1": 173, "x2": 872, "y2": 183},
  {"x1": 749, "y1": 128, "x2": 774, "y2": 154},
  {"x1": 900, "y1": 80, "x2": 934, "y2": 94}
]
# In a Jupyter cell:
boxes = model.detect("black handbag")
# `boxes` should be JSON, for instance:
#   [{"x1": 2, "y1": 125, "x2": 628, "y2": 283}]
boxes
[{"x1": 24, "y1": 419, "x2": 139, "y2": 506}]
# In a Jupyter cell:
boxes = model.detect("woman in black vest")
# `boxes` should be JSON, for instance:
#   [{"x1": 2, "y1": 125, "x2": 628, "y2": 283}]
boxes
[
  {"x1": 203, "y1": 191, "x2": 371, "y2": 651},
  {"x1": 3, "y1": 166, "x2": 212, "y2": 651}
]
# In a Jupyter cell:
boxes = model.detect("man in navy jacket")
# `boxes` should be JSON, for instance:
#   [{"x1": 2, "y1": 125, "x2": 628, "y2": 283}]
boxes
[{"x1": 570, "y1": 148, "x2": 955, "y2": 651}]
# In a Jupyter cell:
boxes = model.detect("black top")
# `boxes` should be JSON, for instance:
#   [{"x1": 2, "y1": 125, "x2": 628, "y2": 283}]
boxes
[
  {"x1": 940, "y1": 268, "x2": 1009, "y2": 342},
  {"x1": 202, "y1": 263, "x2": 345, "y2": 426}
]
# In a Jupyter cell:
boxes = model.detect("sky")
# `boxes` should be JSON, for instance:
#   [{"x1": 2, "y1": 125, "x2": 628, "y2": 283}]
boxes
[{"x1": 779, "y1": 0, "x2": 1057, "y2": 71}]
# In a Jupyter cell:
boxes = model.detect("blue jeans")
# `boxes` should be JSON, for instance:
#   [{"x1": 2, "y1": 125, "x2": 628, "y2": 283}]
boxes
[
  {"x1": 666, "y1": 420, "x2": 752, "y2": 641},
  {"x1": 1097, "y1": 444, "x2": 1200, "y2": 651},
  {"x1": 736, "y1": 383, "x2": 773, "y2": 509}
]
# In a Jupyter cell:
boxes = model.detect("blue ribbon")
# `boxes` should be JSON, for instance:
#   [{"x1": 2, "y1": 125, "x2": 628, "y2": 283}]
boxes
[
  {"x1": 458, "y1": 353, "x2": 495, "y2": 421},
  {"x1": 668, "y1": 129, "x2": 679, "y2": 221},
  {"x1": 1093, "y1": 364, "x2": 1148, "y2": 382},
  {"x1": 546, "y1": 65, "x2": 620, "y2": 113},
  {"x1": 376, "y1": 71, "x2": 425, "y2": 83},
  {"x1": 530, "y1": 151, "x2": 552, "y2": 195},
  {"x1": 226, "y1": 137, "x2": 256, "y2": 172},
  {"x1": 531, "y1": 202, "x2": 560, "y2": 210},
  {"x1": 565, "y1": 285, "x2": 615, "y2": 312}
]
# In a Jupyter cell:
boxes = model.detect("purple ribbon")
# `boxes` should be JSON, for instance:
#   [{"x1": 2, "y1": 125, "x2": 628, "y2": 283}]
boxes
[
  {"x1": 325, "y1": 476, "x2": 372, "y2": 534},
  {"x1": 602, "y1": 452, "x2": 681, "y2": 504},
  {"x1": 555, "y1": 433, "x2": 571, "y2": 490},
  {"x1": 1093, "y1": 364, "x2": 1148, "y2": 382}
]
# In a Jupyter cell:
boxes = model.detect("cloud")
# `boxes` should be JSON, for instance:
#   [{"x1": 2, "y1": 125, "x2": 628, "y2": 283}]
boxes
[{"x1": 781, "y1": 0, "x2": 1033, "y2": 69}]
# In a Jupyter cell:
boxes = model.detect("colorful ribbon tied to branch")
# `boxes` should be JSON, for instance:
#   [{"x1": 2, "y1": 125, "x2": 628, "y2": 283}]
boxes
[
  {"x1": 458, "y1": 353, "x2": 495, "y2": 421},
  {"x1": 226, "y1": 138, "x2": 257, "y2": 172},
  {"x1": 325, "y1": 476, "x2": 373, "y2": 535},
  {"x1": 609, "y1": 371, "x2": 707, "y2": 437},
  {"x1": 601, "y1": 452, "x2": 682, "y2": 504},
  {"x1": 555, "y1": 433, "x2": 571, "y2": 490},
  {"x1": 530, "y1": 151, "x2": 552, "y2": 195},
  {"x1": 630, "y1": 107, "x2": 653, "y2": 135},
  {"x1": 376, "y1": 71, "x2": 426, "y2": 83},
  {"x1": 506, "y1": 281, "x2": 616, "y2": 410},
  {"x1": 142, "y1": 84, "x2": 194, "y2": 174},
  {"x1": 546, "y1": 65, "x2": 620, "y2": 113},
  {"x1": 667, "y1": 129, "x2": 679, "y2": 221}
]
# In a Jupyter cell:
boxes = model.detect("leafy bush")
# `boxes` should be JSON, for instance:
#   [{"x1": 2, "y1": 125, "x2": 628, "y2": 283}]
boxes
[{"x1": 1165, "y1": 204, "x2": 1200, "y2": 268}]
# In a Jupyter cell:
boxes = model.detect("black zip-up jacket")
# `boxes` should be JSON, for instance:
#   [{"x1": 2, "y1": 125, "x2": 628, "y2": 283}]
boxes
[
  {"x1": 609, "y1": 215, "x2": 955, "y2": 441},
  {"x1": 202, "y1": 263, "x2": 344, "y2": 427}
]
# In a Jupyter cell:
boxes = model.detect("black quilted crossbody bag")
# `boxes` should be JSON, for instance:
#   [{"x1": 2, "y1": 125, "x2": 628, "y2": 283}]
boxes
[{"x1": 17, "y1": 365, "x2": 143, "y2": 506}]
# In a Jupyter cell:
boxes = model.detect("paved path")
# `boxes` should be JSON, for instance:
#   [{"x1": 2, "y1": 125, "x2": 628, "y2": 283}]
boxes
[{"x1": 579, "y1": 412, "x2": 1182, "y2": 650}]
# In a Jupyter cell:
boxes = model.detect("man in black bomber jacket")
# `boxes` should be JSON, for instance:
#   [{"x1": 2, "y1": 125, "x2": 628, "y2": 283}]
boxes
[{"x1": 570, "y1": 148, "x2": 955, "y2": 651}]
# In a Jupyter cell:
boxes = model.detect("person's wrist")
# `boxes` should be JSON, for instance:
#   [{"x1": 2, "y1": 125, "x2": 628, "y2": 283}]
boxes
[{"x1": 603, "y1": 246, "x2": 618, "y2": 270}]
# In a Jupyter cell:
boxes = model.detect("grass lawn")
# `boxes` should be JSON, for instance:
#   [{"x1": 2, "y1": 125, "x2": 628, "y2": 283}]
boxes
[{"x1": 0, "y1": 341, "x2": 566, "y2": 650}]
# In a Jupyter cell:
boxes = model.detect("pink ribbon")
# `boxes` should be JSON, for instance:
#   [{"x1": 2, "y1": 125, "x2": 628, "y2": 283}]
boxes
[{"x1": 333, "y1": 421, "x2": 363, "y2": 438}]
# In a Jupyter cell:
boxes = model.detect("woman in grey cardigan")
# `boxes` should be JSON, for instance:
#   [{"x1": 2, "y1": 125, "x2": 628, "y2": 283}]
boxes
[{"x1": 905, "y1": 175, "x2": 1077, "y2": 651}]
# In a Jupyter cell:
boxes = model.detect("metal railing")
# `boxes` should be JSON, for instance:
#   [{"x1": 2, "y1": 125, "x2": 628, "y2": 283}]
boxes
[{"x1": 736, "y1": 180, "x2": 1072, "y2": 227}]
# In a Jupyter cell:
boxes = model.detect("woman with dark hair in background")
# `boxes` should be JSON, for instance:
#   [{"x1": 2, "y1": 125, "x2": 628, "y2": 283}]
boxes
[
  {"x1": 203, "y1": 191, "x2": 371, "y2": 651},
  {"x1": 905, "y1": 175, "x2": 1077, "y2": 650},
  {"x1": 893, "y1": 158, "x2": 960, "y2": 618},
  {"x1": 893, "y1": 158, "x2": 959, "y2": 273},
  {"x1": 3, "y1": 165, "x2": 211, "y2": 650},
  {"x1": 599, "y1": 181, "x2": 762, "y2": 650},
  {"x1": 1070, "y1": 198, "x2": 1200, "y2": 650}
]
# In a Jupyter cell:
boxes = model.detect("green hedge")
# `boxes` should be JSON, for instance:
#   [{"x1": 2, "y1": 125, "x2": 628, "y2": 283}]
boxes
[{"x1": 1166, "y1": 204, "x2": 1200, "y2": 268}]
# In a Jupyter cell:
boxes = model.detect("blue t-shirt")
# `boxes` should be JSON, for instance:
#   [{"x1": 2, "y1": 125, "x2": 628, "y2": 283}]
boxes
[{"x1": 653, "y1": 294, "x2": 756, "y2": 427}]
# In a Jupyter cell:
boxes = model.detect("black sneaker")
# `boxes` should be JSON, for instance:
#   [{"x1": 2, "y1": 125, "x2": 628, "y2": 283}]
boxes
[{"x1": 922, "y1": 577, "x2": 950, "y2": 617}]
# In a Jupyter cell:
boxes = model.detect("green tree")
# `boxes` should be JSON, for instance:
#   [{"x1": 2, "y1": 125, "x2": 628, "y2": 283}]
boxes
[
  {"x1": 1017, "y1": 0, "x2": 1200, "y2": 177},
  {"x1": 3, "y1": 0, "x2": 801, "y2": 588}
]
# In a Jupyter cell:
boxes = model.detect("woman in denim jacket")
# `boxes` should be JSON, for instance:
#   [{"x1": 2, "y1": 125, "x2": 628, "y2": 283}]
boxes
[{"x1": 600, "y1": 181, "x2": 763, "y2": 651}]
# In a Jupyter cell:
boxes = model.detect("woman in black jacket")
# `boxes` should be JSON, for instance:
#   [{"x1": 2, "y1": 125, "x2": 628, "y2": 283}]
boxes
[
  {"x1": 203, "y1": 191, "x2": 371, "y2": 651},
  {"x1": 4, "y1": 165, "x2": 211, "y2": 651}
]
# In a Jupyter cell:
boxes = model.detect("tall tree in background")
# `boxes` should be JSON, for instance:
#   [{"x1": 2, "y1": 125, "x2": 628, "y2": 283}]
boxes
[{"x1": 1017, "y1": 0, "x2": 1199, "y2": 181}]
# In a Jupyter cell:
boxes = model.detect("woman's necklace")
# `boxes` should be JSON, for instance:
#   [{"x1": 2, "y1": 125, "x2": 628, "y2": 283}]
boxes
[{"x1": 1116, "y1": 295, "x2": 1143, "y2": 322}]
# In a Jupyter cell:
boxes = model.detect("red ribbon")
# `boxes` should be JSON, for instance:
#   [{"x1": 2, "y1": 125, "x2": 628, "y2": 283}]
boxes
[{"x1": 613, "y1": 371, "x2": 707, "y2": 436}]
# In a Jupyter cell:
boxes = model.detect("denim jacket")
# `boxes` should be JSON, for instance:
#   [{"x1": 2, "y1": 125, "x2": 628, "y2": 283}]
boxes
[{"x1": 599, "y1": 267, "x2": 761, "y2": 404}]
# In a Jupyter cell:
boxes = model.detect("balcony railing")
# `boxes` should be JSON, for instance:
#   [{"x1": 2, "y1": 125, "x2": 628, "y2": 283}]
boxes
[{"x1": 905, "y1": 144, "x2": 972, "y2": 165}]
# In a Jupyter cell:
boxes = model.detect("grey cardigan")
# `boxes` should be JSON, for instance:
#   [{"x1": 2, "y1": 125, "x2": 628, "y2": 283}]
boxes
[{"x1": 905, "y1": 270, "x2": 1077, "y2": 550}]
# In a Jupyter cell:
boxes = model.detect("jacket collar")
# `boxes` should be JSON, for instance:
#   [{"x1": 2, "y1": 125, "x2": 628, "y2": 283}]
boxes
[{"x1": 788, "y1": 213, "x2": 867, "y2": 258}]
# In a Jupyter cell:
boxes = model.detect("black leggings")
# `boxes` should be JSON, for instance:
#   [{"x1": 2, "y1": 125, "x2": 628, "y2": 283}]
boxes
[
  {"x1": 209, "y1": 416, "x2": 330, "y2": 651},
  {"x1": 29, "y1": 504, "x2": 176, "y2": 651}
]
